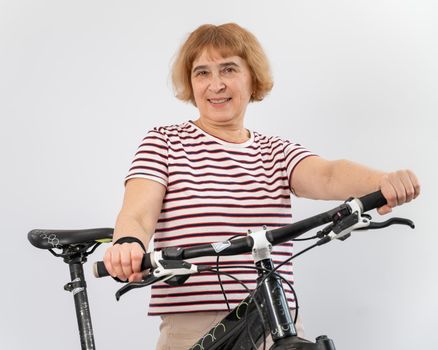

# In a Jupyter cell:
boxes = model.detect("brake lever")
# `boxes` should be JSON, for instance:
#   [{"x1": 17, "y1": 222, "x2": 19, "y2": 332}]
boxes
[
  {"x1": 115, "y1": 273, "x2": 168, "y2": 301},
  {"x1": 354, "y1": 217, "x2": 415, "y2": 230}
]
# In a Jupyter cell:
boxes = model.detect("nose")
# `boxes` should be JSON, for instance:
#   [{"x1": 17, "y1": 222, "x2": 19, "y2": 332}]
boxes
[{"x1": 208, "y1": 73, "x2": 225, "y2": 93}]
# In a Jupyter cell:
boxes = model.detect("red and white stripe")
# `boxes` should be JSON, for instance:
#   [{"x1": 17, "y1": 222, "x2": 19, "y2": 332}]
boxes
[{"x1": 125, "y1": 121, "x2": 316, "y2": 315}]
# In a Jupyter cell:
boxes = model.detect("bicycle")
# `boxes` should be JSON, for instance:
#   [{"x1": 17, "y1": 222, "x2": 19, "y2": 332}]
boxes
[{"x1": 28, "y1": 191, "x2": 414, "y2": 349}]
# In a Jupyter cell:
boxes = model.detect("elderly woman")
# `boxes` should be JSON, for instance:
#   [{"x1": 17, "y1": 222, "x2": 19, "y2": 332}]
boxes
[{"x1": 103, "y1": 23, "x2": 420, "y2": 349}]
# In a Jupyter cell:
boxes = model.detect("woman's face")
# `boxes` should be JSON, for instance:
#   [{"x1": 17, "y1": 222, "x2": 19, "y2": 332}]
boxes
[{"x1": 191, "y1": 48, "x2": 253, "y2": 125}]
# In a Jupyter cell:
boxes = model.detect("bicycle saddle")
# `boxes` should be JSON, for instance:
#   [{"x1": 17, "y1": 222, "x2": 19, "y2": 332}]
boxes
[{"x1": 28, "y1": 228, "x2": 113, "y2": 249}]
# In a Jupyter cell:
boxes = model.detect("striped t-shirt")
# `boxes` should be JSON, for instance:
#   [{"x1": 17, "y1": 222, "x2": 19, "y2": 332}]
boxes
[{"x1": 125, "y1": 121, "x2": 315, "y2": 315}]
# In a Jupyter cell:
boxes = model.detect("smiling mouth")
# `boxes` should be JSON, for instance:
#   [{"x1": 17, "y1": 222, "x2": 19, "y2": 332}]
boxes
[{"x1": 208, "y1": 98, "x2": 232, "y2": 104}]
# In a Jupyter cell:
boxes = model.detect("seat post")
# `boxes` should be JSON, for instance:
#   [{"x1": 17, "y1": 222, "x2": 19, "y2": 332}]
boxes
[{"x1": 64, "y1": 254, "x2": 96, "y2": 350}]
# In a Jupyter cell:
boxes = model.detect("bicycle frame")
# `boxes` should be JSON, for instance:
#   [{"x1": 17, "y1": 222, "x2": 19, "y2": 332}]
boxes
[
  {"x1": 189, "y1": 257, "x2": 296, "y2": 350},
  {"x1": 188, "y1": 295, "x2": 266, "y2": 350},
  {"x1": 189, "y1": 257, "x2": 335, "y2": 350}
]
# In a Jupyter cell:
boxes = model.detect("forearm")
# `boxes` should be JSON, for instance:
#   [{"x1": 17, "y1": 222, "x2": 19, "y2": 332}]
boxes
[
  {"x1": 325, "y1": 159, "x2": 386, "y2": 200},
  {"x1": 111, "y1": 178, "x2": 165, "y2": 250},
  {"x1": 293, "y1": 156, "x2": 420, "y2": 215},
  {"x1": 113, "y1": 211, "x2": 155, "y2": 250},
  {"x1": 105, "y1": 178, "x2": 165, "y2": 281}
]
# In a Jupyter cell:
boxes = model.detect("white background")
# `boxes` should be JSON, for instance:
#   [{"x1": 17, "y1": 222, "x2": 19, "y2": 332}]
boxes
[{"x1": 1, "y1": 1, "x2": 437, "y2": 349}]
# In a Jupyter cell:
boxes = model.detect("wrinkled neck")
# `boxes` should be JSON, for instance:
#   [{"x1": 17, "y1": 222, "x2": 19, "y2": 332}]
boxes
[{"x1": 192, "y1": 118, "x2": 250, "y2": 144}]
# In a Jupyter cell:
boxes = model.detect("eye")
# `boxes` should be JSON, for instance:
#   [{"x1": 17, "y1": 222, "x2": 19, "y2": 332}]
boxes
[
  {"x1": 194, "y1": 70, "x2": 209, "y2": 77},
  {"x1": 222, "y1": 67, "x2": 236, "y2": 74}
]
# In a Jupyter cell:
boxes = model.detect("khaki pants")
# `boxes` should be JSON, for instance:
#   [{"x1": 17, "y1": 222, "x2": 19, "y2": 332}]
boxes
[{"x1": 156, "y1": 311, "x2": 305, "y2": 350}]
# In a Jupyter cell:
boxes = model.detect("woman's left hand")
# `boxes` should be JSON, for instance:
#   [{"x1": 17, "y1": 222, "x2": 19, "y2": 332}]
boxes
[{"x1": 378, "y1": 170, "x2": 421, "y2": 215}]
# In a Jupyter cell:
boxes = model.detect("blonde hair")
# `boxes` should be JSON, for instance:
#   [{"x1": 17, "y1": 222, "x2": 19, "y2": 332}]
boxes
[{"x1": 171, "y1": 23, "x2": 273, "y2": 105}]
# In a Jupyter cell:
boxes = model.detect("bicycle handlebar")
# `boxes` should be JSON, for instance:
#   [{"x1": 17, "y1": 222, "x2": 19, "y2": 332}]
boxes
[{"x1": 94, "y1": 191, "x2": 387, "y2": 278}]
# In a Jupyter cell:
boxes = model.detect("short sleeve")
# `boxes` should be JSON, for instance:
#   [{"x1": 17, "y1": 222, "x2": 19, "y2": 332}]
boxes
[
  {"x1": 125, "y1": 128, "x2": 169, "y2": 187},
  {"x1": 283, "y1": 140, "x2": 318, "y2": 185}
]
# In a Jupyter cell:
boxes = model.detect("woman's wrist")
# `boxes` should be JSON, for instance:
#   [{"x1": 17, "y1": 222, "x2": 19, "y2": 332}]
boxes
[{"x1": 113, "y1": 236, "x2": 146, "y2": 252}]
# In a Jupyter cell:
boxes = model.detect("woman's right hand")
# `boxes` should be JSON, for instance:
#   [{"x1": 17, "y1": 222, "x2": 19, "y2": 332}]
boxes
[{"x1": 103, "y1": 242, "x2": 145, "y2": 282}]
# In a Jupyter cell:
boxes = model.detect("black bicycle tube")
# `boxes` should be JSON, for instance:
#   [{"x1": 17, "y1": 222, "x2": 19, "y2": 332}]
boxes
[
  {"x1": 94, "y1": 206, "x2": 347, "y2": 276},
  {"x1": 179, "y1": 205, "x2": 349, "y2": 260},
  {"x1": 69, "y1": 262, "x2": 96, "y2": 350},
  {"x1": 178, "y1": 235, "x2": 255, "y2": 259},
  {"x1": 256, "y1": 258, "x2": 297, "y2": 341},
  {"x1": 95, "y1": 191, "x2": 386, "y2": 277},
  {"x1": 166, "y1": 206, "x2": 347, "y2": 262},
  {"x1": 265, "y1": 205, "x2": 349, "y2": 246},
  {"x1": 188, "y1": 295, "x2": 266, "y2": 349}
]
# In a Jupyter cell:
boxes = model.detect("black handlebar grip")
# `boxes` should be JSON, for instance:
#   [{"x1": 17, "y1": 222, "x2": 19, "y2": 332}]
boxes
[
  {"x1": 93, "y1": 261, "x2": 110, "y2": 278},
  {"x1": 358, "y1": 191, "x2": 387, "y2": 212},
  {"x1": 141, "y1": 253, "x2": 153, "y2": 270},
  {"x1": 93, "y1": 253, "x2": 154, "y2": 278}
]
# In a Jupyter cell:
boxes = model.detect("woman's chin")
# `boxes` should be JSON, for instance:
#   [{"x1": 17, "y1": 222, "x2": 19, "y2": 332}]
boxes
[{"x1": 198, "y1": 110, "x2": 243, "y2": 124}]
